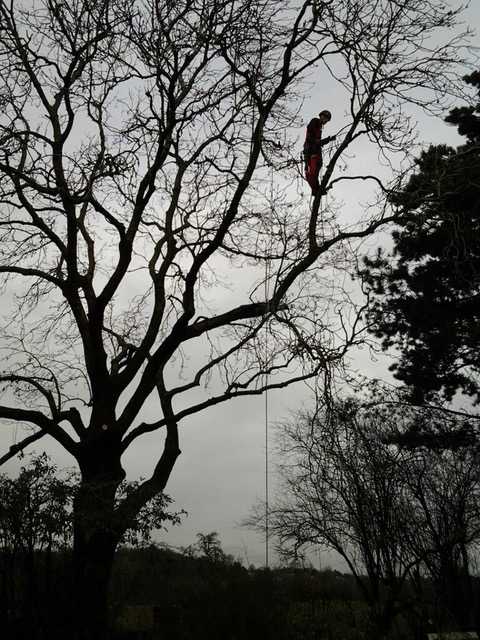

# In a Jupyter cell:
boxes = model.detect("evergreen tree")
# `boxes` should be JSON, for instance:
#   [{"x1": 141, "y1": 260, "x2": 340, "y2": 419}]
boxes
[{"x1": 363, "y1": 72, "x2": 480, "y2": 404}]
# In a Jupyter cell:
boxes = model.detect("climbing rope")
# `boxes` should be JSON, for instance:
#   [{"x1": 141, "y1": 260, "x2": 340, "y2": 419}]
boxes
[
  {"x1": 264, "y1": 250, "x2": 269, "y2": 569},
  {"x1": 262, "y1": 169, "x2": 328, "y2": 568},
  {"x1": 263, "y1": 167, "x2": 278, "y2": 569}
]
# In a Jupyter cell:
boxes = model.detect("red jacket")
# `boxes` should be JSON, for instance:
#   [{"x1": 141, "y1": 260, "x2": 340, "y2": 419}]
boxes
[{"x1": 304, "y1": 118, "x2": 334, "y2": 158}]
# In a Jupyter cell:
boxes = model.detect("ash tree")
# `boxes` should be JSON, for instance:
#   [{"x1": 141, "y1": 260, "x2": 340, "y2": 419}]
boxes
[{"x1": 0, "y1": 0, "x2": 466, "y2": 636}]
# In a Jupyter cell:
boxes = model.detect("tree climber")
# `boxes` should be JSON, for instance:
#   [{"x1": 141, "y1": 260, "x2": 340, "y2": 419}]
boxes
[{"x1": 304, "y1": 109, "x2": 336, "y2": 195}]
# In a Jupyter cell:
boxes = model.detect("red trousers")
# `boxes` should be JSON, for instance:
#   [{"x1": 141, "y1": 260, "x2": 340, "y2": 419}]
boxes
[{"x1": 305, "y1": 154, "x2": 321, "y2": 194}]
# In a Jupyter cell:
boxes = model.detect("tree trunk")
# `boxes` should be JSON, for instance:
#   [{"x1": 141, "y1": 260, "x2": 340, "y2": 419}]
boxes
[
  {"x1": 72, "y1": 528, "x2": 117, "y2": 640},
  {"x1": 71, "y1": 459, "x2": 124, "y2": 640},
  {"x1": 25, "y1": 544, "x2": 37, "y2": 633},
  {"x1": 68, "y1": 435, "x2": 179, "y2": 639}
]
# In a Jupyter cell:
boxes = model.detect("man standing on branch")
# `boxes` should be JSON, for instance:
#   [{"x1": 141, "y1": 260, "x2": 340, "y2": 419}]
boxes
[{"x1": 304, "y1": 109, "x2": 336, "y2": 195}]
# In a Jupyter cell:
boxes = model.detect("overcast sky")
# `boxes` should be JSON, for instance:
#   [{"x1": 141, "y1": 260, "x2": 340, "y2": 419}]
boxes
[
  {"x1": 158, "y1": 0, "x2": 480, "y2": 568},
  {"x1": 1, "y1": 0, "x2": 479, "y2": 570},
  {"x1": 153, "y1": 0, "x2": 480, "y2": 568}
]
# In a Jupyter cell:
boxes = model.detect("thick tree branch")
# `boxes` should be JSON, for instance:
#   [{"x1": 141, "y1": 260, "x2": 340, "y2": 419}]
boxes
[
  {"x1": 0, "y1": 429, "x2": 46, "y2": 465},
  {"x1": 0, "y1": 405, "x2": 78, "y2": 455}
]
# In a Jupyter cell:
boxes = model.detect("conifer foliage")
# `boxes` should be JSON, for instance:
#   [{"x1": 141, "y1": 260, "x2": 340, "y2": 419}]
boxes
[{"x1": 363, "y1": 72, "x2": 480, "y2": 404}]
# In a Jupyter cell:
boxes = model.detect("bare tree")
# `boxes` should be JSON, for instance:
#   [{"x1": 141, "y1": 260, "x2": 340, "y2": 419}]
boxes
[
  {"x1": 253, "y1": 399, "x2": 480, "y2": 638},
  {"x1": 406, "y1": 445, "x2": 480, "y2": 630},
  {"x1": 0, "y1": 0, "x2": 466, "y2": 636},
  {"x1": 257, "y1": 401, "x2": 421, "y2": 640}
]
